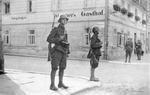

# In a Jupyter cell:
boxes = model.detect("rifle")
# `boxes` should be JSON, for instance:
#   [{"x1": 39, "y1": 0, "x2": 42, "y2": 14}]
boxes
[{"x1": 47, "y1": 14, "x2": 56, "y2": 61}]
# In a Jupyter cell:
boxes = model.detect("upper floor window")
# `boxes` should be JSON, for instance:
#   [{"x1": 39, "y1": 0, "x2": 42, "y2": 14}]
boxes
[
  {"x1": 27, "y1": 0, "x2": 36, "y2": 13},
  {"x1": 3, "y1": 1, "x2": 10, "y2": 14},
  {"x1": 84, "y1": 0, "x2": 96, "y2": 8},
  {"x1": 28, "y1": 0, "x2": 32, "y2": 12},
  {"x1": 51, "y1": 0, "x2": 61, "y2": 11}
]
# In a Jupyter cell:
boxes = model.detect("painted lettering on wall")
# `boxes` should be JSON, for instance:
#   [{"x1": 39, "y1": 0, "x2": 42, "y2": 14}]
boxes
[
  {"x1": 81, "y1": 10, "x2": 104, "y2": 16},
  {"x1": 54, "y1": 13, "x2": 76, "y2": 18},
  {"x1": 11, "y1": 17, "x2": 27, "y2": 20},
  {"x1": 55, "y1": 9, "x2": 104, "y2": 18}
]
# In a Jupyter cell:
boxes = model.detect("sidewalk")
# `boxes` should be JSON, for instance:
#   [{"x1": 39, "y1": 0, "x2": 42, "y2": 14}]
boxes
[{"x1": 0, "y1": 69, "x2": 101, "y2": 95}]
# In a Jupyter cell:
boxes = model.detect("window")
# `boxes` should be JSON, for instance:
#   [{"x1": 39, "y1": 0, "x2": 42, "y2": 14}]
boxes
[
  {"x1": 84, "y1": 0, "x2": 96, "y2": 8},
  {"x1": 117, "y1": 32, "x2": 122, "y2": 46},
  {"x1": 28, "y1": 30, "x2": 35, "y2": 45},
  {"x1": 85, "y1": 35, "x2": 90, "y2": 45},
  {"x1": 27, "y1": 0, "x2": 36, "y2": 13},
  {"x1": 51, "y1": 0, "x2": 61, "y2": 11},
  {"x1": 57, "y1": 0, "x2": 61, "y2": 10},
  {"x1": 4, "y1": 2, "x2": 10, "y2": 14},
  {"x1": 84, "y1": 28, "x2": 91, "y2": 46},
  {"x1": 124, "y1": 33, "x2": 128, "y2": 46},
  {"x1": 29, "y1": 0, "x2": 32, "y2": 12},
  {"x1": 3, "y1": 30, "x2": 10, "y2": 44}
]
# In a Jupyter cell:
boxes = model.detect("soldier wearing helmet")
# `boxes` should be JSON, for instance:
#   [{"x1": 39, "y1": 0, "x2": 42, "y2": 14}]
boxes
[
  {"x1": 48, "y1": 15, "x2": 69, "y2": 91},
  {"x1": 89, "y1": 27, "x2": 102, "y2": 81}
]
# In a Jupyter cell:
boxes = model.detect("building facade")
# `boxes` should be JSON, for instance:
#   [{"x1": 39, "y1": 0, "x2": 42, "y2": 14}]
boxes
[
  {"x1": 2, "y1": 0, "x2": 147, "y2": 59},
  {"x1": 147, "y1": 0, "x2": 150, "y2": 52}
]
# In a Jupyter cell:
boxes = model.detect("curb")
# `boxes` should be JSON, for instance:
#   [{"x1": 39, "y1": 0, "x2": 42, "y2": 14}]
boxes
[{"x1": 4, "y1": 53, "x2": 108, "y2": 63}]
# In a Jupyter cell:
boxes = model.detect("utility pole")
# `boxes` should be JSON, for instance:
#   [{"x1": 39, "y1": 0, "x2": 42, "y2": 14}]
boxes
[{"x1": 104, "y1": 0, "x2": 109, "y2": 60}]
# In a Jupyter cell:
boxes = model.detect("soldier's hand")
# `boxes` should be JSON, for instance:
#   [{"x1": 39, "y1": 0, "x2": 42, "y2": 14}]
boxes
[{"x1": 60, "y1": 35, "x2": 65, "y2": 40}]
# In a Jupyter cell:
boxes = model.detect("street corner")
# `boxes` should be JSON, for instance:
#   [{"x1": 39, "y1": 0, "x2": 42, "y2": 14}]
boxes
[
  {"x1": 52, "y1": 76, "x2": 102, "y2": 95},
  {"x1": 0, "y1": 69, "x2": 101, "y2": 95},
  {"x1": 40, "y1": 75, "x2": 102, "y2": 95}
]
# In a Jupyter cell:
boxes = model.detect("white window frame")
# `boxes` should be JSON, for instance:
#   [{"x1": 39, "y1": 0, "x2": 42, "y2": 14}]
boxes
[
  {"x1": 117, "y1": 32, "x2": 122, "y2": 47},
  {"x1": 84, "y1": 0, "x2": 96, "y2": 8},
  {"x1": 51, "y1": 0, "x2": 61, "y2": 11},
  {"x1": 3, "y1": 30, "x2": 10, "y2": 45},
  {"x1": 27, "y1": 30, "x2": 36, "y2": 46},
  {"x1": 83, "y1": 28, "x2": 91, "y2": 46}
]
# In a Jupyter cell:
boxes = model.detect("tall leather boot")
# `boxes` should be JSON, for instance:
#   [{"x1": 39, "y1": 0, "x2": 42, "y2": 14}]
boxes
[
  {"x1": 90, "y1": 68, "x2": 99, "y2": 82},
  {"x1": 50, "y1": 69, "x2": 58, "y2": 91},
  {"x1": 58, "y1": 69, "x2": 68, "y2": 89}
]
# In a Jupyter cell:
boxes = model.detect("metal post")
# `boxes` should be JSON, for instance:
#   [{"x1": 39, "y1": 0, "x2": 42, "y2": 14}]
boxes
[{"x1": 104, "y1": 0, "x2": 109, "y2": 60}]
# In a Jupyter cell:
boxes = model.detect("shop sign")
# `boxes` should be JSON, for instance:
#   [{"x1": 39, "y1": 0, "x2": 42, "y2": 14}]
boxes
[{"x1": 54, "y1": 8, "x2": 104, "y2": 19}]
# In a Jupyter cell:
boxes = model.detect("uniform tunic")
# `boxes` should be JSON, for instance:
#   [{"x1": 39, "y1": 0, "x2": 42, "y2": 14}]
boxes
[
  {"x1": 48, "y1": 23, "x2": 69, "y2": 70},
  {"x1": 90, "y1": 34, "x2": 102, "y2": 68}
]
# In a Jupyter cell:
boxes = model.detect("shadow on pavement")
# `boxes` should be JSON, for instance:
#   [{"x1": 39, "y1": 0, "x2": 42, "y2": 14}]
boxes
[{"x1": 0, "y1": 74, "x2": 27, "y2": 95}]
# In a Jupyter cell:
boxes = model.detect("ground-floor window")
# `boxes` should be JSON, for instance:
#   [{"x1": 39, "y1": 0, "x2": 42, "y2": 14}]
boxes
[
  {"x1": 123, "y1": 33, "x2": 128, "y2": 46},
  {"x1": 117, "y1": 32, "x2": 122, "y2": 47},
  {"x1": 84, "y1": 27, "x2": 91, "y2": 46},
  {"x1": 85, "y1": 34, "x2": 90, "y2": 45},
  {"x1": 27, "y1": 30, "x2": 36, "y2": 45},
  {"x1": 3, "y1": 30, "x2": 10, "y2": 45}
]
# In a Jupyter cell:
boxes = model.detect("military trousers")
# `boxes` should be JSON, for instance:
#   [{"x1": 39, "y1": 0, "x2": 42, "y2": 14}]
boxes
[{"x1": 51, "y1": 50, "x2": 67, "y2": 70}]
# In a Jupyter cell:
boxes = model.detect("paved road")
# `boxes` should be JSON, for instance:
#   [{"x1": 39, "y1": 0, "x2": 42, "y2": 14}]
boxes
[{"x1": 4, "y1": 53, "x2": 150, "y2": 95}]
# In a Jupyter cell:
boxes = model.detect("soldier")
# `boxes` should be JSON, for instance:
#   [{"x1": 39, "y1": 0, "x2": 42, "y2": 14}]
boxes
[
  {"x1": 135, "y1": 40, "x2": 142, "y2": 60},
  {"x1": 47, "y1": 15, "x2": 69, "y2": 91},
  {"x1": 89, "y1": 27, "x2": 102, "y2": 81},
  {"x1": 124, "y1": 38, "x2": 133, "y2": 63}
]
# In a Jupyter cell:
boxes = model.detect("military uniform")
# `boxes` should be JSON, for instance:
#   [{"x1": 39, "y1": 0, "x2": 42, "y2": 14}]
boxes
[
  {"x1": 135, "y1": 41, "x2": 142, "y2": 60},
  {"x1": 50, "y1": 23, "x2": 69, "y2": 70},
  {"x1": 47, "y1": 15, "x2": 69, "y2": 91},
  {"x1": 90, "y1": 34, "x2": 102, "y2": 68},
  {"x1": 89, "y1": 27, "x2": 102, "y2": 82},
  {"x1": 125, "y1": 39, "x2": 133, "y2": 62}
]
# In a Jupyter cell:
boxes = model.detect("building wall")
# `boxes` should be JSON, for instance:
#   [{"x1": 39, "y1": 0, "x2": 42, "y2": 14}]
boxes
[
  {"x1": 2, "y1": 0, "x2": 105, "y2": 59},
  {"x1": 2, "y1": 0, "x2": 147, "y2": 59},
  {"x1": 147, "y1": 0, "x2": 150, "y2": 52},
  {"x1": 107, "y1": 0, "x2": 147, "y2": 59}
]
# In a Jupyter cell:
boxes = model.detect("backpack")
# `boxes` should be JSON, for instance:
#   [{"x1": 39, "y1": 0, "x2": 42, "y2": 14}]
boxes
[
  {"x1": 46, "y1": 27, "x2": 58, "y2": 61},
  {"x1": 47, "y1": 27, "x2": 58, "y2": 43}
]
